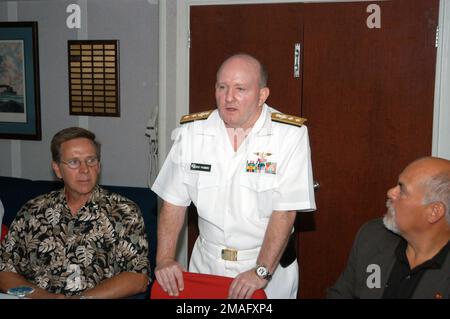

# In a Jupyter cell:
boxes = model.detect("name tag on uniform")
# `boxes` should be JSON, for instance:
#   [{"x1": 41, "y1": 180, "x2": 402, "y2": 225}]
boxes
[{"x1": 190, "y1": 163, "x2": 211, "y2": 172}]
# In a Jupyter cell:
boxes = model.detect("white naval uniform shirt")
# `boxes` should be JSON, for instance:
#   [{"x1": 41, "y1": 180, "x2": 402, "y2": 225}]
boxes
[{"x1": 152, "y1": 104, "x2": 316, "y2": 298}]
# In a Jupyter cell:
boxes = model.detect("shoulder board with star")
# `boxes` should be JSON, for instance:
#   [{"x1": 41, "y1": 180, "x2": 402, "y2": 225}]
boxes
[
  {"x1": 271, "y1": 112, "x2": 307, "y2": 127},
  {"x1": 179, "y1": 110, "x2": 214, "y2": 124}
]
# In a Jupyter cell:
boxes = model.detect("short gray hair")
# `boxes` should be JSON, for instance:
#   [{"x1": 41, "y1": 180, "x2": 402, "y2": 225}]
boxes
[{"x1": 423, "y1": 171, "x2": 450, "y2": 224}]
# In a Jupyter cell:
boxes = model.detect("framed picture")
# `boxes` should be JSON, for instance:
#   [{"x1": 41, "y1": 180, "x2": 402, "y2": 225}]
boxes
[{"x1": 0, "y1": 22, "x2": 41, "y2": 140}]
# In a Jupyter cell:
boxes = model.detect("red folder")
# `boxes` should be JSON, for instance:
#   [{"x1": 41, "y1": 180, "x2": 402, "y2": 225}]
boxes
[
  {"x1": 151, "y1": 271, "x2": 267, "y2": 299},
  {"x1": 1, "y1": 224, "x2": 7, "y2": 242}
]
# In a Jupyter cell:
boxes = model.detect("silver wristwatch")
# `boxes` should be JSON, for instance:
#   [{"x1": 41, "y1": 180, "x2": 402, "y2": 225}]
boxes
[{"x1": 255, "y1": 264, "x2": 272, "y2": 281}]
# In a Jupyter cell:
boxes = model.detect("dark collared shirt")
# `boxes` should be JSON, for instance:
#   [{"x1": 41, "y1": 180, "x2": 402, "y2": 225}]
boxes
[{"x1": 382, "y1": 239, "x2": 450, "y2": 298}]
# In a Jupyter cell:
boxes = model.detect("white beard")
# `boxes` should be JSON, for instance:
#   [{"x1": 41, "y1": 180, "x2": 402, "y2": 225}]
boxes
[{"x1": 383, "y1": 199, "x2": 400, "y2": 234}]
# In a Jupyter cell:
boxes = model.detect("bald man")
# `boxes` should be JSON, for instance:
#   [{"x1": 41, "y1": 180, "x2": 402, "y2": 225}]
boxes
[
  {"x1": 328, "y1": 157, "x2": 450, "y2": 299},
  {"x1": 152, "y1": 53, "x2": 316, "y2": 298}
]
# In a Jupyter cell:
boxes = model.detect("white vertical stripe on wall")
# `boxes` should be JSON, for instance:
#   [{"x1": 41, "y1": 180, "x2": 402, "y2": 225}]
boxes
[
  {"x1": 6, "y1": 2, "x2": 17, "y2": 20},
  {"x1": 158, "y1": 0, "x2": 167, "y2": 171},
  {"x1": 7, "y1": 1, "x2": 21, "y2": 177},
  {"x1": 10, "y1": 141, "x2": 21, "y2": 177},
  {"x1": 6, "y1": 2, "x2": 17, "y2": 21},
  {"x1": 433, "y1": 0, "x2": 450, "y2": 159},
  {"x1": 77, "y1": 0, "x2": 89, "y2": 129}
]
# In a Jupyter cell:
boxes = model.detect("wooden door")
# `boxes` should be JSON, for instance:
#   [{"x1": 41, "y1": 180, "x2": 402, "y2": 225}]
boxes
[
  {"x1": 299, "y1": 0, "x2": 438, "y2": 298},
  {"x1": 188, "y1": 0, "x2": 438, "y2": 298}
]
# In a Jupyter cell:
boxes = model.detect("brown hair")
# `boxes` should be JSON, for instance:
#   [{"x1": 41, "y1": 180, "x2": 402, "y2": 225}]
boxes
[{"x1": 51, "y1": 127, "x2": 101, "y2": 162}]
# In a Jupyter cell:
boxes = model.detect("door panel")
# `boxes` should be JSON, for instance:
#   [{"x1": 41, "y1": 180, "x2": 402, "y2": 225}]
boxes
[
  {"x1": 188, "y1": 0, "x2": 438, "y2": 298},
  {"x1": 300, "y1": 0, "x2": 438, "y2": 298}
]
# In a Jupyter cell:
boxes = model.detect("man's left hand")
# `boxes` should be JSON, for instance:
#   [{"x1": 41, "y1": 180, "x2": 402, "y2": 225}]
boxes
[{"x1": 228, "y1": 269, "x2": 267, "y2": 299}]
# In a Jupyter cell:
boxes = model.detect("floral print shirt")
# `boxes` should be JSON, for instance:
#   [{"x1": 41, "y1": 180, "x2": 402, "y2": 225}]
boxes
[{"x1": 0, "y1": 186, "x2": 150, "y2": 296}]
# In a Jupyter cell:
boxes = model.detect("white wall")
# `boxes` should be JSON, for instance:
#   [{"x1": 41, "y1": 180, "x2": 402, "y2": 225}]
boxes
[{"x1": 0, "y1": 0, "x2": 159, "y2": 188}]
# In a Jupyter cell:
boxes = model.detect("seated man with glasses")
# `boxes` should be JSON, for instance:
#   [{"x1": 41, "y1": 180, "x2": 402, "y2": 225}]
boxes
[{"x1": 0, "y1": 127, "x2": 150, "y2": 299}]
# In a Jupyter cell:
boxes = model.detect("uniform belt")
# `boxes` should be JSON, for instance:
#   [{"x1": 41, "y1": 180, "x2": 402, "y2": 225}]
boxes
[{"x1": 199, "y1": 237, "x2": 260, "y2": 261}]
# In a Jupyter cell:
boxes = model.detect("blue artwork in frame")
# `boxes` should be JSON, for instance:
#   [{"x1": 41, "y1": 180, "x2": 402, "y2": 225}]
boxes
[{"x1": 0, "y1": 22, "x2": 41, "y2": 140}]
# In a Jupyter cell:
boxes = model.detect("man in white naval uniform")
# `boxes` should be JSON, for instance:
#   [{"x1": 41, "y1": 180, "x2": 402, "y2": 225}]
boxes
[{"x1": 152, "y1": 53, "x2": 316, "y2": 299}]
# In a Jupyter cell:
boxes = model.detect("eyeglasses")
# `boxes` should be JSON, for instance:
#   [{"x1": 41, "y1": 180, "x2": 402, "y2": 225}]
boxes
[{"x1": 60, "y1": 156, "x2": 99, "y2": 169}]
